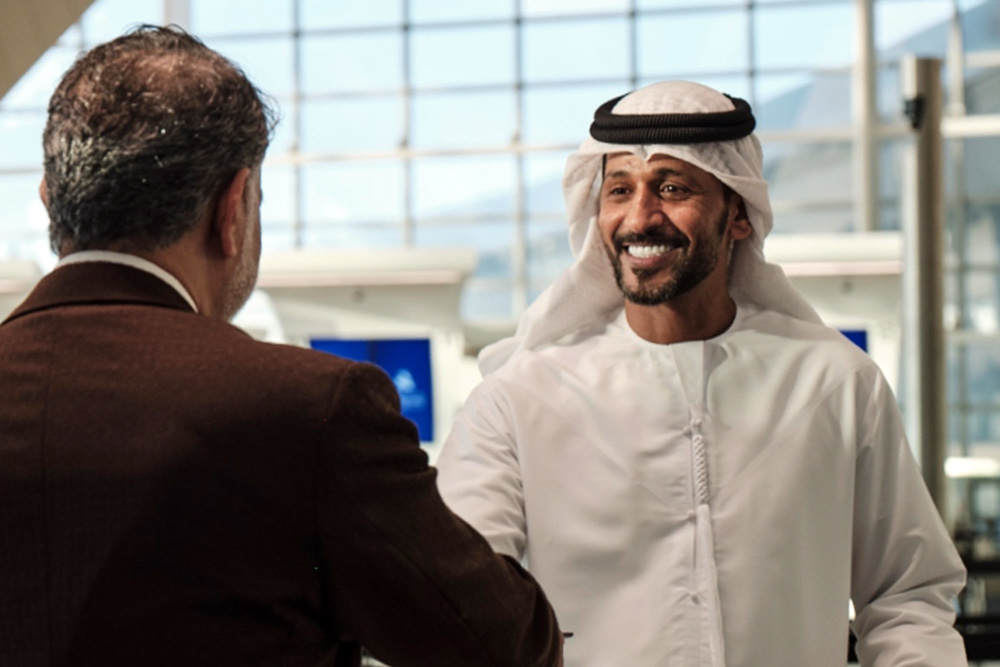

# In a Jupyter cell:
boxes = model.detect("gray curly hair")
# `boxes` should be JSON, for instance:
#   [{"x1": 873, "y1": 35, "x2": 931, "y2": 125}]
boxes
[{"x1": 42, "y1": 24, "x2": 278, "y2": 254}]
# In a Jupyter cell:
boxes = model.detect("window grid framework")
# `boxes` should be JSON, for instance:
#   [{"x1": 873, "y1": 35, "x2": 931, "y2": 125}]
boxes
[
  {"x1": 3, "y1": 0, "x2": 1000, "y2": 463},
  {"x1": 190, "y1": 0, "x2": 867, "y2": 320}
]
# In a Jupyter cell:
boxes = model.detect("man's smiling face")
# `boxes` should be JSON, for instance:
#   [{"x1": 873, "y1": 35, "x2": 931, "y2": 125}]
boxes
[{"x1": 597, "y1": 152, "x2": 744, "y2": 306}]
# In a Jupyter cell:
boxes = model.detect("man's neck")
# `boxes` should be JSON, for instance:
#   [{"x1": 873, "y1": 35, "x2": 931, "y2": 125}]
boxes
[{"x1": 623, "y1": 290, "x2": 738, "y2": 345}]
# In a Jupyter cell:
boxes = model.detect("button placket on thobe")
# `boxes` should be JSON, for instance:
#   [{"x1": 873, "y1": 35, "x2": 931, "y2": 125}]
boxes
[{"x1": 675, "y1": 343, "x2": 726, "y2": 667}]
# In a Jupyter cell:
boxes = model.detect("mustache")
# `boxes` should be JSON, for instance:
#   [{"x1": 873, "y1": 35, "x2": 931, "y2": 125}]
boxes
[{"x1": 612, "y1": 230, "x2": 689, "y2": 253}]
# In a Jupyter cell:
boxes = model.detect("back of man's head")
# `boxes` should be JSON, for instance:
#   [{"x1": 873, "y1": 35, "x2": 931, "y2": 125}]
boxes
[{"x1": 42, "y1": 25, "x2": 276, "y2": 255}]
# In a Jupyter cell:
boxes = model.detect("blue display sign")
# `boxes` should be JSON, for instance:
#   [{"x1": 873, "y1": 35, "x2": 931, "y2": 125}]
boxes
[
  {"x1": 310, "y1": 338, "x2": 435, "y2": 443},
  {"x1": 839, "y1": 329, "x2": 868, "y2": 352}
]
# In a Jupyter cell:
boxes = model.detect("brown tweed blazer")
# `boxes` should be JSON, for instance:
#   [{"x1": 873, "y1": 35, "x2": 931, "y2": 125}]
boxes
[{"x1": 0, "y1": 261, "x2": 560, "y2": 667}]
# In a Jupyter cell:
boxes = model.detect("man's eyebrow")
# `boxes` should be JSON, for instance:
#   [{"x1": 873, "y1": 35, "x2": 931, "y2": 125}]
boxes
[
  {"x1": 651, "y1": 167, "x2": 685, "y2": 178},
  {"x1": 602, "y1": 167, "x2": 685, "y2": 180}
]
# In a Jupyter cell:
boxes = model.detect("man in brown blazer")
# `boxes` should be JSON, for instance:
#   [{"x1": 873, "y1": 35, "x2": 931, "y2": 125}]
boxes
[{"x1": 0, "y1": 25, "x2": 563, "y2": 667}]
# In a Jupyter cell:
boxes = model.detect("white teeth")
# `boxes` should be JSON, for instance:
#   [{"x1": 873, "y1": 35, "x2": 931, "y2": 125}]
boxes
[{"x1": 626, "y1": 245, "x2": 669, "y2": 259}]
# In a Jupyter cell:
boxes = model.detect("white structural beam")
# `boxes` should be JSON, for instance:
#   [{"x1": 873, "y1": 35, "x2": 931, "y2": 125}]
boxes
[{"x1": 853, "y1": 0, "x2": 878, "y2": 232}]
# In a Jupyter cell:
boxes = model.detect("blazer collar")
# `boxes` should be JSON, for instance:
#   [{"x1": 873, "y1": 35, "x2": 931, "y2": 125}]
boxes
[{"x1": 2, "y1": 262, "x2": 196, "y2": 325}]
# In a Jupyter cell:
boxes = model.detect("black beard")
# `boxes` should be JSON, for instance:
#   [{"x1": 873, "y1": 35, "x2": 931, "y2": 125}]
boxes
[{"x1": 604, "y1": 212, "x2": 727, "y2": 306}]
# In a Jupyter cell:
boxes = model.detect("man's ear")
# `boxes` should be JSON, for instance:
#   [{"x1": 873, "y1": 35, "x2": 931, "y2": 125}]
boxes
[
  {"x1": 211, "y1": 167, "x2": 251, "y2": 259},
  {"x1": 39, "y1": 178, "x2": 48, "y2": 208},
  {"x1": 729, "y1": 196, "x2": 753, "y2": 241}
]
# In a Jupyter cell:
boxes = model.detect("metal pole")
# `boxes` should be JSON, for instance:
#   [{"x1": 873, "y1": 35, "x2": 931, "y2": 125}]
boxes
[
  {"x1": 899, "y1": 55, "x2": 947, "y2": 516},
  {"x1": 945, "y1": 1, "x2": 972, "y2": 466}
]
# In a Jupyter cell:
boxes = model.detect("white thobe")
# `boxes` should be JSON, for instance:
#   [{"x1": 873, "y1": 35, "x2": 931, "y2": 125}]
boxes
[{"x1": 437, "y1": 304, "x2": 967, "y2": 667}]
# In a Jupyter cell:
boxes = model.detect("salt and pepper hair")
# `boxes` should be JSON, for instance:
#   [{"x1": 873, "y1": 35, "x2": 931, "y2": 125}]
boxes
[{"x1": 42, "y1": 24, "x2": 277, "y2": 253}]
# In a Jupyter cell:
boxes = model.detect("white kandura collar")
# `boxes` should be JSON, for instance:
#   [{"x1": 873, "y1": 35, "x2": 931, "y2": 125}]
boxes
[{"x1": 611, "y1": 301, "x2": 748, "y2": 349}]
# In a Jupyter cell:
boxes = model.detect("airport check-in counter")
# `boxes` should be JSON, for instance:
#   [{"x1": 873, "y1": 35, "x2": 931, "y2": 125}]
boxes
[{"x1": 241, "y1": 248, "x2": 480, "y2": 459}]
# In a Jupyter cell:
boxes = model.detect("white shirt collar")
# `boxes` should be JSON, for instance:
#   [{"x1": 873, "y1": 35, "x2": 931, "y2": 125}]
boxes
[{"x1": 56, "y1": 250, "x2": 199, "y2": 313}]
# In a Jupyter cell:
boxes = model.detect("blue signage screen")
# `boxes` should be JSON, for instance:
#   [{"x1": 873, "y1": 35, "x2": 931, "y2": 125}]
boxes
[
  {"x1": 839, "y1": 329, "x2": 868, "y2": 352},
  {"x1": 310, "y1": 338, "x2": 434, "y2": 443}
]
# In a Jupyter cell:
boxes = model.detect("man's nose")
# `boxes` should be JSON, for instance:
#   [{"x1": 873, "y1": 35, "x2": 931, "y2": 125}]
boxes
[{"x1": 622, "y1": 186, "x2": 666, "y2": 234}]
